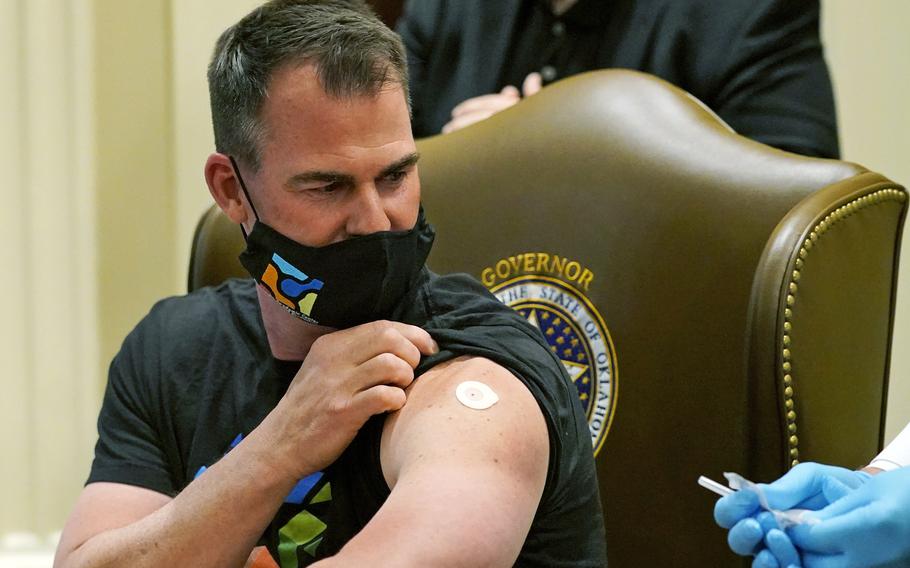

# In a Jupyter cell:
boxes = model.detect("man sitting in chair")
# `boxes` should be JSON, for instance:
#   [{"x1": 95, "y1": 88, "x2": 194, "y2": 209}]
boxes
[{"x1": 53, "y1": 1, "x2": 606, "y2": 567}]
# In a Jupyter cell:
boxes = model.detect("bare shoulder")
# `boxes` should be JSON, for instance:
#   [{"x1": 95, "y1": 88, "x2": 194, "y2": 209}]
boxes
[
  {"x1": 334, "y1": 357, "x2": 550, "y2": 566},
  {"x1": 380, "y1": 355, "x2": 549, "y2": 488}
]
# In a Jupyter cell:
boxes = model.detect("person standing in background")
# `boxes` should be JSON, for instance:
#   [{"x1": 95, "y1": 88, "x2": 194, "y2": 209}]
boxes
[{"x1": 398, "y1": 0, "x2": 840, "y2": 158}]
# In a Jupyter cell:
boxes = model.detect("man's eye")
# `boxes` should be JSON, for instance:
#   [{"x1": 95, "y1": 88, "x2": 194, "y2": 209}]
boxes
[
  {"x1": 382, "y1": 171, "x2": 407, "y2": 184},
  {"x1": 311, "y1": 182, "x2": 339, "y2": 193}
]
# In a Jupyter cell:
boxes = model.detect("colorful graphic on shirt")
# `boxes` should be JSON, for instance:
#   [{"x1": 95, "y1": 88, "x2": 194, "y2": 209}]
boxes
[
  {"x1": 196, "y1": 434, "x2": 332, "y2": 568},
  {"x1": 261, "y1": 253, "x2": 324, "y2": 317},
  {"x1": 277, "y1": 481, "x2": 332, "y2": 567},
  {"x1": 484, "y1": 253, "x2": 618, "y2": 456}
]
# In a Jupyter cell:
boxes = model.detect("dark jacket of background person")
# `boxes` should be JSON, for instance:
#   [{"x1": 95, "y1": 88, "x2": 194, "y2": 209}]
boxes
[{"x1": 397, "y1": 0, "x2": 840, "y2": 158}]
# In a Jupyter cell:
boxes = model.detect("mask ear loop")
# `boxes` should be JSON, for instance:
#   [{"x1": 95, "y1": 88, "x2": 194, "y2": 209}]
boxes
[{"x1": 228, "y1": 155, "x2": 261, "y2": 241}]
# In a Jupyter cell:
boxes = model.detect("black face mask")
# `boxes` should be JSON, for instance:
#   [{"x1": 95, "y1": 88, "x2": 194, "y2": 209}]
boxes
[{"x1": 230, "y1": 156, "x2": 435, "y2": 329}]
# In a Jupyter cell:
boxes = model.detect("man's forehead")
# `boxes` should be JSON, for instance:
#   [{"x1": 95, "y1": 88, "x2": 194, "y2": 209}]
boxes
[
  {"x1": 252, "y1": 61, "x2": 415, "y2": 178},
  {"x1": 264, "y1": 62, "x2": 405, "y2": 113},
  {"x1": 261, "y1": 65, "x2": 406, "y2": 130}
]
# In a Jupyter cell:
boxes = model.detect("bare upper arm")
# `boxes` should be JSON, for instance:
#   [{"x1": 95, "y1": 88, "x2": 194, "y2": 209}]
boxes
[
  {"x1": 54, "y1": 482, "x2": 172, "y2": 567},
  {"x1": 327, "y1": 356, "x2": 550, "y2": 567}
]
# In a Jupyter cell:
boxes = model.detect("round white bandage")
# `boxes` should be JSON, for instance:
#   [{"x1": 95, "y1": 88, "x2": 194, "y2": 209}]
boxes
[{"x1": 455, "y1": 381, "x2": 499, "y2": 410}]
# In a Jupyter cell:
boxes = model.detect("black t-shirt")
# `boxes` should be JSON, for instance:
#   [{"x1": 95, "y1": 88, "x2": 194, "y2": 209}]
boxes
[{"x1": 89, "y1": 272, "x2": 607, "y2": 566}]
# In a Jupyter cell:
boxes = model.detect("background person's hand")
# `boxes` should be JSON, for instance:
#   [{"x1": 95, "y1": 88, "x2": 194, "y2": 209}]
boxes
[
  {"x1": 442, "y1": 72, "x2": 543, "y2": 134},
  {"x1": 262, "y1": 320, "x2": 438, "y2": 479},
  {"x1": 789, "y1": 466, "x2": 910, "y2": 568},
  {"x1": 714, "y1": 463, "x2": 870, "y2": 561}
]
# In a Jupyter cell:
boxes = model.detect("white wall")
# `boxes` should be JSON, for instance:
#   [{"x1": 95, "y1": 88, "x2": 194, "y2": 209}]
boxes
[
  {"x1": 171, "y1": 0, "x2": 262, "y2": 292},
  {"x1": 822, "y1": 0, "x2": 910, "y2": 443},
  {"x1": 0, "y1": 0, "x2": 98, "y2": 538}
]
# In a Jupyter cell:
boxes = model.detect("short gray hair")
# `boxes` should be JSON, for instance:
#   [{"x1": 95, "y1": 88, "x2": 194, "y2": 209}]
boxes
[{"x1": 207, "y1": 0, "x2": 409, "y2": 171}]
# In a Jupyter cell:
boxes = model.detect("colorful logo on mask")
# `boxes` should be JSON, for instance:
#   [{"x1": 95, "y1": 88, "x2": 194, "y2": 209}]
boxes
[{"x1": 261, "y1": 253, "x2": 324, "y2": 317}]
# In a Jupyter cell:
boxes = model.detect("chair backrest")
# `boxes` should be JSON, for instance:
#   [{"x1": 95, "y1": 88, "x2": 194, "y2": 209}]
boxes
[{"x1": 188, "y1": 70, "x2": 907, "y2": 566}]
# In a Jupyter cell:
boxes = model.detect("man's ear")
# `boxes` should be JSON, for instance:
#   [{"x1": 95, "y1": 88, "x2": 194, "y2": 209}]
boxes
[{"x1": 205, "y1": 153, "x2": 250, "y2": 227}]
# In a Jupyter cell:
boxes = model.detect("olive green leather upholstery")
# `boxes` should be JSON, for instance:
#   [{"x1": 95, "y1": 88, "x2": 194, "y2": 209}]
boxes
[{"x1": 188, "y1": 70, "x2": 907, "y2": 566}]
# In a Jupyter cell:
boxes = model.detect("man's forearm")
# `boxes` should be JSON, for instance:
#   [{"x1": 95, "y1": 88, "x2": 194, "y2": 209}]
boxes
[{"x1": 62, "y1": 416, "x2": 299, "y2": 568}]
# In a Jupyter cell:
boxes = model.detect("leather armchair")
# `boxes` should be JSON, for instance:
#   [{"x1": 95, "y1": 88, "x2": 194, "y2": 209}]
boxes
[{"x1": 188, "y1": 70, "x2": 907, "y2": 566}]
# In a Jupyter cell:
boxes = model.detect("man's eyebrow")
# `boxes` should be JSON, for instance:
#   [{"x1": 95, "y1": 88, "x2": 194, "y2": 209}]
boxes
[
  {"x1": 287, "y1": 170, "x2": 355, "y2": 186},
  {"x1": 285, "y1": 153, "x2": 420, "y2": 187},
  {"x1": 378, "y1": 152, "x2": 420, "y2": 178}
]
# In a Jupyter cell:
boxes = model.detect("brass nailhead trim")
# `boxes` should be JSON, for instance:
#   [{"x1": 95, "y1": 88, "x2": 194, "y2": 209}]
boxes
[{"x1": 780, "y1": 186, "x2": 907, "y2": 470}]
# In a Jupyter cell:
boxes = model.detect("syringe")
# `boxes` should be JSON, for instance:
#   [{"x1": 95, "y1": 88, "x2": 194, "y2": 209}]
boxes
[{"x1": 698, "y1": 475, "x2": 734, "y2": 497}]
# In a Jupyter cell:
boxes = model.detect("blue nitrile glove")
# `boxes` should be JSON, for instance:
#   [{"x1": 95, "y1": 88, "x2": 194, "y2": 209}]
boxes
[
  {"x1": 789, "y1": 466, "x2": 910, "y2": 568},
  {"x1": 714, "y1": 463, "x2": 870, "y2": 561},
  {"x1": 751, "y1": 527, "x2": 802, "y2": 568}
]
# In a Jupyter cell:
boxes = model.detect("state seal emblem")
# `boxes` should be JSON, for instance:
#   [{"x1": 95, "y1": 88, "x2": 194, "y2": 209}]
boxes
[{"x1": 482, "y1": 253, "x2": 617, "y2": 456}]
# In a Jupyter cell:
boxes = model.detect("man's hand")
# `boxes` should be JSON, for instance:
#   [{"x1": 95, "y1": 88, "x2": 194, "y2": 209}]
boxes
[
  {"x1": 442, "y1": 72, "x2": 543, "y2": 134},
  {"x1": 56, "y1": 321, "x2": 437, "y2": 568},
  {"x1": 714, "y1": 462, "x2": 871, "y2": 566},
  {"x1": 264, "y1": 320, "x2": 438, "y2": 479}
]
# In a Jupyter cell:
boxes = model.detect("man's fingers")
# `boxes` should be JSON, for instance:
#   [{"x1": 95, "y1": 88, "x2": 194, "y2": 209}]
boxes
[
  {"x1": 522, "y1": 72, "x2": 543, "y2": 97},
  {"x1": 365, "y1": 321, "x2": 438, "y2": 361},
  {"x1": 384, "y1": 322, "x2": 438, "y2": 357},
  {"x1": 443, "y1": 110, "x2": 496, "y2": 134},
  {"x1": 344, "y1": 321, "x2": 438, "y2": 366},
  {"x1": 500, "y1": 85, "x2": 520, "y2": 97},
  {"x1": 451, "y1": 91, "x2": 519, "y2": 117},
  {"x1": 444, "y1": 91, "x2": 522, "y2": 133},
  {"x1": 352, "y1": 384, "x2": 408, "y2": 416},
  {"x1": 355, "y1": 352, "x2": 416, "y2": 390}
]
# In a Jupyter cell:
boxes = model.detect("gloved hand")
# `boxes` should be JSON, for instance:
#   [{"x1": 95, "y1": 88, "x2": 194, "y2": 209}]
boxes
[
  {"x1": 751, "y1": 525, "x2": 802, "y2": 568},
  {"x1": 789, "y1": 466, "x2": 910, "y2": 568},
  {"x1": 714, "y1": 463, "x2": 870, "y2": 563}
]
